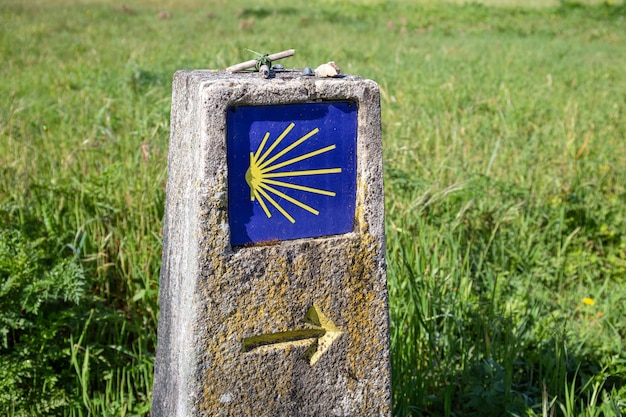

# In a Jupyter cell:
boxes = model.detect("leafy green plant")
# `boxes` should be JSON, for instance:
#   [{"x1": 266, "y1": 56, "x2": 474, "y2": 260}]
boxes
[{"x1": 0, "y1": 220, "x2": 87, "y2": 415}]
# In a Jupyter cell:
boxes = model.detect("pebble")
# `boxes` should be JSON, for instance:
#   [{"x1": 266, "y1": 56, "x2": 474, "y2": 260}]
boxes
[
  {"x1": 302, "y1": 67, "x2": 314, "y2": 76},
  {"x1": 271, "y1": 64, "x2": 284, "y2": 70},
  {"x1": 314, "y1": 61, "x2": 341, "y2": 78}
]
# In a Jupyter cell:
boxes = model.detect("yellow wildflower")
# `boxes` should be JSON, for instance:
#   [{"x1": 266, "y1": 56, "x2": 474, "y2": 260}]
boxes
[{"x1": 583, "y1": 297, "x2": 595, "y2": 306}]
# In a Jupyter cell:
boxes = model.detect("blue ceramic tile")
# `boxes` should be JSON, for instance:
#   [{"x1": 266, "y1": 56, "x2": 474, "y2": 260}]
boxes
[{"x1": 227, "y1": 102, "x2": 357, "y2": 246}]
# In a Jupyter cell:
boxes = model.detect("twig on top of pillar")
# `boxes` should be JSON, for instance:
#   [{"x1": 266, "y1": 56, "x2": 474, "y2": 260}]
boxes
[{"x1": 226, "y1": 49, "x2": 295, "y2": 75}]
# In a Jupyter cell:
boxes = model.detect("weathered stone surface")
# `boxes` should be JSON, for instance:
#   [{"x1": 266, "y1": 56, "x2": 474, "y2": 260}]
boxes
[{"x1": 152, "y1": 70, "x2": 391, "y2": 417}]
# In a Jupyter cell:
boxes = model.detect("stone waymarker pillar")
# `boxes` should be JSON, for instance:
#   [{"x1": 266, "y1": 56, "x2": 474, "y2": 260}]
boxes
[{"x1": 152, "y1": 70, "x2": 391, "y2": 417}]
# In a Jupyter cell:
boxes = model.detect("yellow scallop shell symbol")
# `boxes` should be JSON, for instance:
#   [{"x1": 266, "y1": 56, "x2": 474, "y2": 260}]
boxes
[{"x1": 245, "y1": 122, "x2": 341, "y2": 224}]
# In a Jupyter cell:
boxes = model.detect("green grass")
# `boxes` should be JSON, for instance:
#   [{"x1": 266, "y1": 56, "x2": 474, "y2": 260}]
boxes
[{"x1": 1, "y1": 0, "x2": 625, "y2": 415}]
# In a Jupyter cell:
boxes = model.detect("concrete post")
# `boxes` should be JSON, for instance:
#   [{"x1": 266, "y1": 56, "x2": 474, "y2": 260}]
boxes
[{"x1": 152, "y1": 70, "x2": 391, "y2": 416}]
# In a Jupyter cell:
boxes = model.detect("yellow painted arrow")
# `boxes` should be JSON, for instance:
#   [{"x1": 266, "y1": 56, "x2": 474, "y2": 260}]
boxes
[{"x1": 241, "y1": 305, "x2": 342, "y2": 366}]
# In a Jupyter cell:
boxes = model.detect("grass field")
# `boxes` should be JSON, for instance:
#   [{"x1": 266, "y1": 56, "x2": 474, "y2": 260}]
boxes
[{"x1": 1, "y1": 0, "x2": 625, "y2": 416}]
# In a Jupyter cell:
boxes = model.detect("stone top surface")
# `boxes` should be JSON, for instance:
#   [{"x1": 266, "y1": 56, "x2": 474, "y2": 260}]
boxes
[{"x1": 182, "y1": 68, "x2": 364, "y2": 81}]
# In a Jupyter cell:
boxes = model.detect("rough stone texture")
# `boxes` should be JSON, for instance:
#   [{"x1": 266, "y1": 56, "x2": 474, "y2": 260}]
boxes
[{"x1": 152, "y1": 70, "x2": 391, "y2": 417}]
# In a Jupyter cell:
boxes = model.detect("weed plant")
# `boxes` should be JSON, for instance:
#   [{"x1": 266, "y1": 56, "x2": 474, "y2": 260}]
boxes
[{"x1": 0, "y1": 0, "x2": 624, "y2": 415}]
